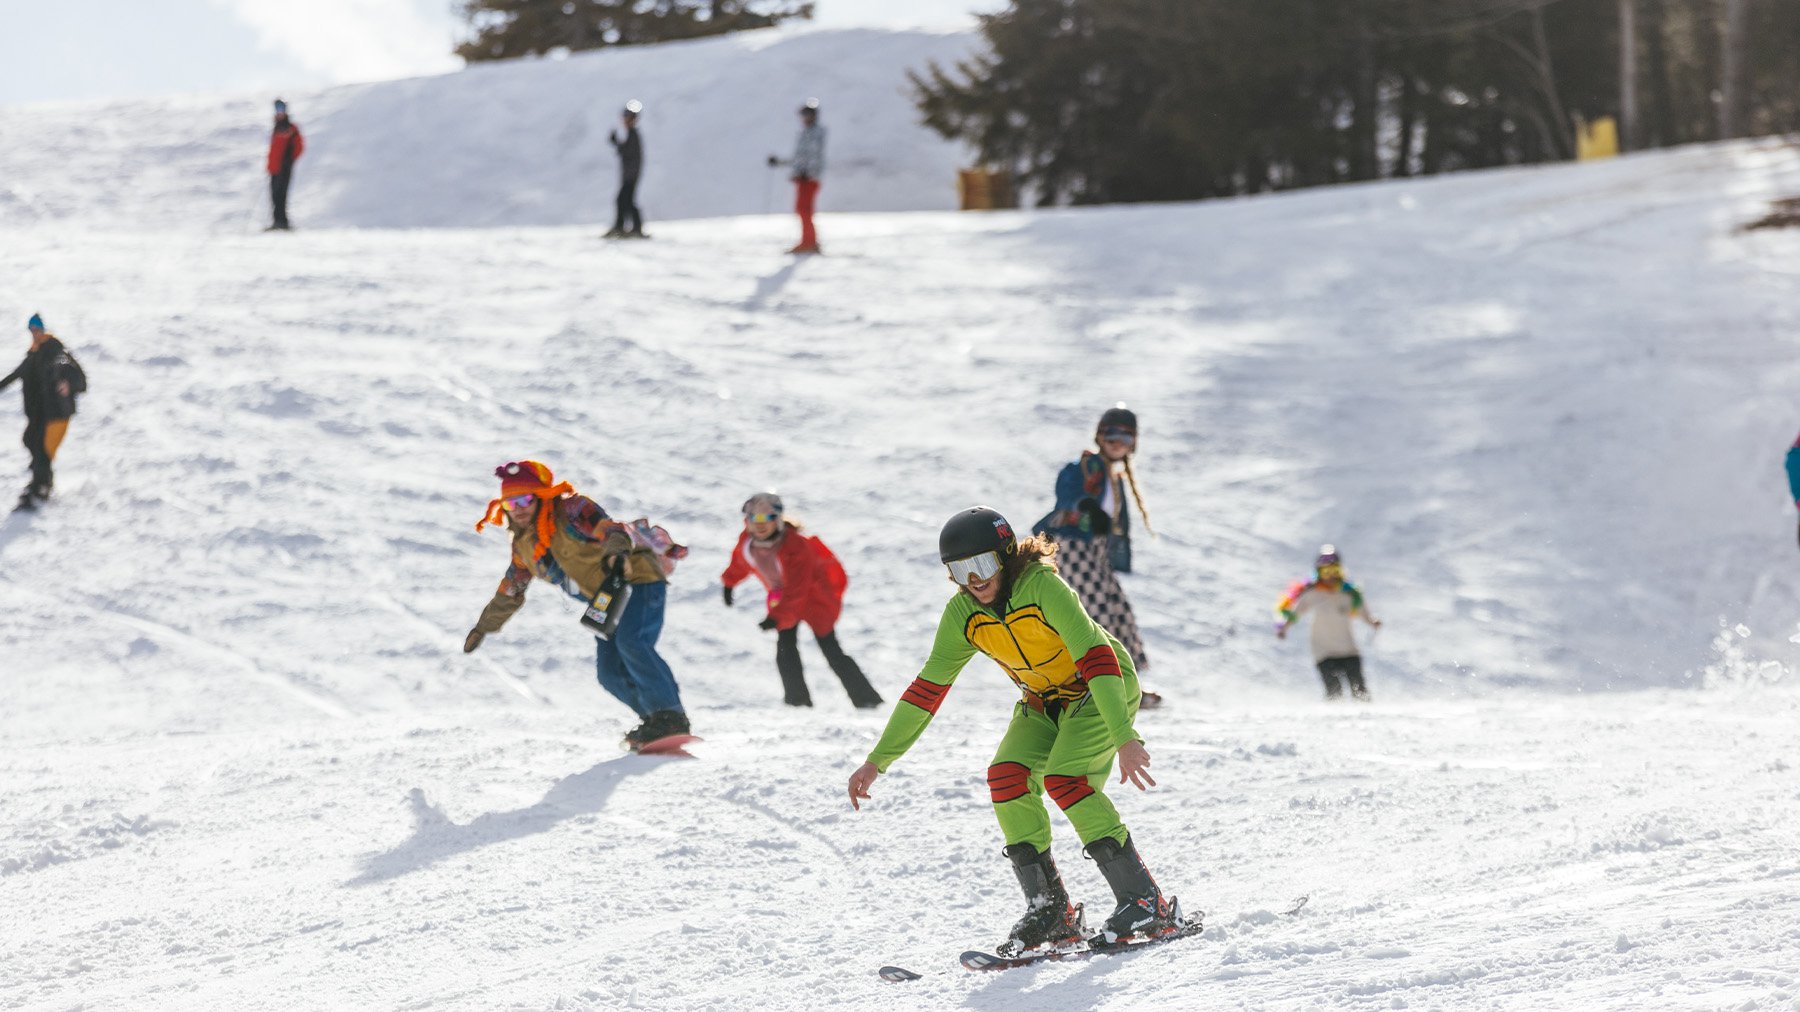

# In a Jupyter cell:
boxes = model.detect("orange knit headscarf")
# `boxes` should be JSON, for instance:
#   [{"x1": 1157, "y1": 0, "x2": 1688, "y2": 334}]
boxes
[{"x1": 475, "y1": 460, "x2": 575, "y2": 562}]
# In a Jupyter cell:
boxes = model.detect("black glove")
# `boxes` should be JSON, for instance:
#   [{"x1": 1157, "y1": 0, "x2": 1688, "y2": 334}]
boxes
[
  {"x1": 758, "y1": 615, "x2": 777, "y2": 631},
  {"x1": 1077, "y1": 498, "x2": 1112, "y2": 537},
  {"x1": 722, "y1": 585, "x2": 734, "y2": 607},
  {"x1": 766, "y1": 154, "x2": 780, "y2": 167},
  {"x1": 463, "y1": 629, "x2": 484, "y2": 653},
  {"x1": 609, "y1": 130, "x2": 619, "y2": 144}
]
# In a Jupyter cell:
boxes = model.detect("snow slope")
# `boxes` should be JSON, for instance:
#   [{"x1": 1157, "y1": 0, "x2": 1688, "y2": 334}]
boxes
[
  {"x1": 4, "y1": 87, "x2": 1800, "y2": 1008},
  {"x1": 0, "y1": 26, "x2": 979, "y2": 231}
]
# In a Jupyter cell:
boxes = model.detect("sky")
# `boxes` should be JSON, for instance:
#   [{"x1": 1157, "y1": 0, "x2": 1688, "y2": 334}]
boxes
[{"x1": 0, "y1": 0, "x2": 988, "y2": 107}]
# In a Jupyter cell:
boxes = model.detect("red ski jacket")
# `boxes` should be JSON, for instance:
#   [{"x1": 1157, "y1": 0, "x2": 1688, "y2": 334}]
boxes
[
  {"x1": 721, "y1": 523, "x2": 850, "y2": 634},
  {"x1": 268, "y1": 124, "x2": 305, "y2": 175}
]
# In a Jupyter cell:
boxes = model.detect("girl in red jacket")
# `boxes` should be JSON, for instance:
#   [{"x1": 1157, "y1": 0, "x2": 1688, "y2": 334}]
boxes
[{"x1": 722, "y1": 492, "x2": 883, "y2": 709}]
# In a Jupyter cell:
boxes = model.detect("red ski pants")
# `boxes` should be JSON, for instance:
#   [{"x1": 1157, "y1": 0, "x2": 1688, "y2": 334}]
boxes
[{"x1": 794, "y1": 177, "x2": 820, "y2": 248}]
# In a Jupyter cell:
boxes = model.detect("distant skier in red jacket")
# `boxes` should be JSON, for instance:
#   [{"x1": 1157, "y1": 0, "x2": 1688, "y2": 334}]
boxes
[
  {"x1": 266, "y1": 98, "x2": 305, "y2": 231},
  {"x1": 721, "y1": 492, "x2": 883, "y2": 709}
]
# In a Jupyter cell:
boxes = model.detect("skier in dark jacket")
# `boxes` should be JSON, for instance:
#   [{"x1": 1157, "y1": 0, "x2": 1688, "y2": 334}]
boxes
[
  {"x1": 605, "y1": 101, "x2": 646, "y2": 238},
  {"x1": 0, "y1": 314, "x2": 83, "y2": 509},
  {"x1": 266, "y1": 99, "x2": 305, "y2": 231}
]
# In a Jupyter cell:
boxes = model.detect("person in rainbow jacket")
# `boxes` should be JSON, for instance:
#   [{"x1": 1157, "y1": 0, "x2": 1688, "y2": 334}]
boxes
[
  {"x1": 847, "y1": 507, "x2": 1182, "y2": 956},
  {"x1": 462, "y1": 460, "x2": 691, "y2": 747},
  {"x1": 1275, "y1": 545, "x2": 1382, "y2": 700}
]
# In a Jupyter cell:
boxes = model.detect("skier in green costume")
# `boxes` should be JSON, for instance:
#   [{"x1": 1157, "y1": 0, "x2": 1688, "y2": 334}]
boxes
[{"x1": 846, "y1": 506, "x2": 1182, "y2": 955}]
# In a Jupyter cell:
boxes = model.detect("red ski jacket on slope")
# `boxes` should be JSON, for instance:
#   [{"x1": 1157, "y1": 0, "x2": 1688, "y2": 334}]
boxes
[
  {"x1": 721, "y1": 523, "x2": 850, "y2": 635},
  {"x1": 268, "y1": 124, "x2": 305, "y2": 175}
]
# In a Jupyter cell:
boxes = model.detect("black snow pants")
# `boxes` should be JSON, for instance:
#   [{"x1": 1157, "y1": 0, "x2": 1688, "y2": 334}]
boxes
[
  {"x1": 775, "y1": 627, "x2": 883, "y2": 708},
  {"x1": 613, "y1": 176, "x2": 642, "y2": 234},
  {"x1": 1317, "y1": 655, "x2": 1369, "y2": 700},
  {"x1": 270, "y1": 167, "x2": 293, "y2": 229}
]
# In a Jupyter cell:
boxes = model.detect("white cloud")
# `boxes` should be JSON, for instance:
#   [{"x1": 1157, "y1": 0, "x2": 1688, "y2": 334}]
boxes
[{"x1": 209, "y1": 0, "x2": 462, "y2": 84}]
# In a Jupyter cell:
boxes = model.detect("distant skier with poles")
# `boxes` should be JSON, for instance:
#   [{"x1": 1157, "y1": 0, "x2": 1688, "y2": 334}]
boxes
[
  {"x1": 720, "y1": 492, "x2": 883, "y2": 709},
  {"x1": 463, "y1": 461, "x2": 693, "y2": 749},
  {"x1": 1785, "y1": 430, "x2": 1800, "y2": 548},
  {"x1": 265, "y1": 99, "x2": 304, "y2": 231},
  {"x1": 847, "y1": 507, "x2": 1187, "y2": 957},
  {"x1": 1033, "y1": 405, "x2": 1160, "y2": 708},
  {"x1": 1275, "y1": 545, "x2": 1381, "y2": 700},
  {"x1": 1, "y1": 313, "x2": 85, "y2": 510},
  {"x1": 604, "y1": 100, "x2": 646, "y2": 239},
  {"x1": 767, "y1": 98, "x2": 825, "y2": 254}
]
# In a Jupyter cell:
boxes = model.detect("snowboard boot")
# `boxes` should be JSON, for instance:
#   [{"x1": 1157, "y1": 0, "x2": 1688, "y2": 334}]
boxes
[
  {"x1": 622, "y1": 716, "x2": 657, "y2": 750},
  {"x1": 643, "y1": 709, "x2": 690, "y2": 742},
  {"x1": 998, "y1": 843, "x2": 1086, "y2": 956},
  {"x1": 1084, "y1": 834, "x2": 1180, "y2": 947}
]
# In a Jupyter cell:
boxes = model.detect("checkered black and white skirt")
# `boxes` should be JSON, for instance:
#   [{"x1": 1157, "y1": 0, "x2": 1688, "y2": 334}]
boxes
[{"x1": 1057, "y1": 536, "x2": 1148, "y2": 671}]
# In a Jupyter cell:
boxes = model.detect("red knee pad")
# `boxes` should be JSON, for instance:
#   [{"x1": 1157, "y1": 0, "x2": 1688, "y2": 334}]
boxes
[
  {"x1": 1045, "y1": 774, "x2": 1094, "y2": 810},
  {"x1": 987, "y1": 762, "x2": 1031, "y2": 803}
]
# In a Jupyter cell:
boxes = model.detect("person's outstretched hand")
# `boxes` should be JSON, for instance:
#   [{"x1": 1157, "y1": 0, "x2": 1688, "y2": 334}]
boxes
[
  {"x1": 1117, "y1": 740, "x2": 1155, "y2": 791},
  {"x1": 848, "y1": 761, "x2": 879, "y2": 810}
]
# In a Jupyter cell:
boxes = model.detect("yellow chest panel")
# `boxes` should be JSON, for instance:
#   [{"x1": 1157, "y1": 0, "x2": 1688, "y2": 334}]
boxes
[{"x1": 964, "y1": 604, "x2": 1084, "y2": 702}]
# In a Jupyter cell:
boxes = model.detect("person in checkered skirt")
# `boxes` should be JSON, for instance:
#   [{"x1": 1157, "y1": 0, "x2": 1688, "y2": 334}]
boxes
[{"x1": 1032, "y1": 405, "x2": 1160, "y2": 708}]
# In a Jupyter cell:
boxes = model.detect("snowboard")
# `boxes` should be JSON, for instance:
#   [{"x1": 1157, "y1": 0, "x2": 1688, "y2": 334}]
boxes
[{"x1": 634, "y1": 733, "x2": 701, "y2": 756}]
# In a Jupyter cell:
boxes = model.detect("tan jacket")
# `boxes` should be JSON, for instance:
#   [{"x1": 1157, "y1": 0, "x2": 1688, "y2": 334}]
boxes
[{"x1": 474, "y1": 494, "x2": 665, "y2": 635}]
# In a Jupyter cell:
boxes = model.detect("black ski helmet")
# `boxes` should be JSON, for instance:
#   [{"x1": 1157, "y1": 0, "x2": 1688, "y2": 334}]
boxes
[
  {"x1": 1096, "y1": 403, "x2": 1137, "y2": 437},
  {"x1": 939, "y1": 506, "x2": 1017, "y2": 563}
]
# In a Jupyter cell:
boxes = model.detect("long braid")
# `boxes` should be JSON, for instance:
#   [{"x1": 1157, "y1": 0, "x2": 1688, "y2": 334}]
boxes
[{"x1": 1121, "y1": 455, "x2": 1155, "y2": 538}]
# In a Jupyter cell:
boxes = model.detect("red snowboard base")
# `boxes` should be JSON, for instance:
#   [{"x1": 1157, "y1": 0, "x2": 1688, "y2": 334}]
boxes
[{"x1": 633, "y1": 733, "x2": 702, "y2": 756}]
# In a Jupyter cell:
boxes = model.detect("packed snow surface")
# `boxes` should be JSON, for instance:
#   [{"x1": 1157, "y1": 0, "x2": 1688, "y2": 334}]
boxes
[{"x1": 4, "y1": 46, "x2": 1800, "y2": 1009}]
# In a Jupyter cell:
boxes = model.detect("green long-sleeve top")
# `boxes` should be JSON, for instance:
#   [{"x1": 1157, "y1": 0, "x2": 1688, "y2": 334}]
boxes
[{"x1": 866, "y1": 562, "x2": 1141, "y2": 773}]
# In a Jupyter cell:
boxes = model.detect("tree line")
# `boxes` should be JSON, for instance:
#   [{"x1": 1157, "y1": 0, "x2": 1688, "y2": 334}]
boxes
[
  {"x1": 455, "y1": 0, "x2": 812, "y2": 61},
  {"x1": 907, "y1": 0, "x2": 1800, "y2": 206}
]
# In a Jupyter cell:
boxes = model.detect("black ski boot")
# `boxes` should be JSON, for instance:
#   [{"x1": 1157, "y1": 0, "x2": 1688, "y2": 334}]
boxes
[
  {"x1": 998, "y1": 843, "x2": 1086, "y2": 956},
  {"x1": 1084, "y1": 834, "x2": 1180, "y2": 946}
]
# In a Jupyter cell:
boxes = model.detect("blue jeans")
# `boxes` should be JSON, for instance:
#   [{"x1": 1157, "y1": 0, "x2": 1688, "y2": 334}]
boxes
[{"x1": 593, "y1": 581, "x2": 684, "y2": 718}]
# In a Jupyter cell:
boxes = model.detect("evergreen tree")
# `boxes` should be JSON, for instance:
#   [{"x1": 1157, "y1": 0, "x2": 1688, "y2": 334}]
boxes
[
  {"x1": 911, "y1": 0, "x2": 1800, "y2": 207},
  {"x1": 457, "y1": 0, "x2": 812, "y2": 61}
]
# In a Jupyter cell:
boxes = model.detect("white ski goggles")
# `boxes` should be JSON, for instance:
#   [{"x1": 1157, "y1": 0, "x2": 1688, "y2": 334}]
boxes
[{"x1": 945, "y1": 551, "x2": 1002, "y2": 586}]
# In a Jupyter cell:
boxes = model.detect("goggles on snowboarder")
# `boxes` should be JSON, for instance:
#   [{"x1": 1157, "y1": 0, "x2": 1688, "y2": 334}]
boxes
[
  {"x1": 1316, "y1": 564, "x2": 1344, "y2": 581},
  {"x1": 945, "y1": 551, "x2": 1003, "y2": 586},
  {"x1": 745, "y1": 511, "x2": 781, "y2": 524},
  {"x1": 1099, "y1": 428, "x2": 1136, "y2": 447},
  {"x1": 504, "y1": 494, "x2": 538, "y2": 510}
]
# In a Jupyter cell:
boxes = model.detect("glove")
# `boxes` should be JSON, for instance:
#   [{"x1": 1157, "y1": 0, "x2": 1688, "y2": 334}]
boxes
[
  {"x1": 464, "y1": 629, "x2": 484, "y2": 653},
  {"x1": 758, "y1": 615, "x2": 777, "y2": 631},
  {"x1": 1077, "y1": 498, "x2": 1112, "y2": 537},
  {"x1": 766, "y1": 154, "x2": 780, "y2": 167},
  {"x1": 1274, "y1": 622, "x2": 1288, "y2": 640},
  {"x1": 722, "y1": 585, "x2": 734, "y2": 607}
]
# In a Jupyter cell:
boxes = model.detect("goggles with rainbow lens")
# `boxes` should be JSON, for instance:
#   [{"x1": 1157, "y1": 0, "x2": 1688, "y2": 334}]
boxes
[
  {"x1": 1316, "y1": 564, "x2": 1344, "y2": 581},
  {"x1": 745, "y1": 511, "x2": 781, "y2": 524},
  {"x1": 945, "y1": 551, "x2": 1003, "y2": 586},
  {"x1": 504, "y1": 494, "x2": 538, "y2": 510}
]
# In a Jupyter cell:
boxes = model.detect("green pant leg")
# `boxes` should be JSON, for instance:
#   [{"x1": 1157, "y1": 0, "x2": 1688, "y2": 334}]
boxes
[
  {"x1": 988, "y1": 704, "x2": 1061, "y2": 852},
  {"x1": 1043, "y1": 674, "x2": 1142, "y2": 847}
]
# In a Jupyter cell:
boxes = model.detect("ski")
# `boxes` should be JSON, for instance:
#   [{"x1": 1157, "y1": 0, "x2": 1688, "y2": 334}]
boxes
[
  {"x1": 876, "y1": 965, "x2": 923, "y2": 982},
  {"x1": 960, "y1": 913, "x2": 1206, "y2": 972}
]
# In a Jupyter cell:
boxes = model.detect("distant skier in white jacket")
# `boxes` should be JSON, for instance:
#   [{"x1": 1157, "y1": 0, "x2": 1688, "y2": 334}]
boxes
[
  {"x1": 767, "y1": 98, "x2": 826, "y2": 254},
  {"x1": 1275, "y1": 545, "x2": 1381, "y2": 700}
]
